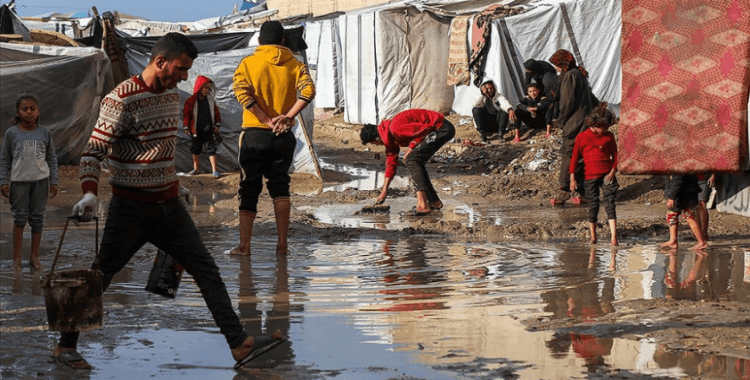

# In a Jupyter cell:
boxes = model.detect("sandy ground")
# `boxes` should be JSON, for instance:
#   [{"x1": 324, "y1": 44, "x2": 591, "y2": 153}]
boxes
[{"x1": 47, "y1": 112, "x2": 750, "y2": 368}]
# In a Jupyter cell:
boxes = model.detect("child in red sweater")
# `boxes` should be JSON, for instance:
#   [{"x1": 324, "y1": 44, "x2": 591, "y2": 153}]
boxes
[{"x1": 570, "y1": 105, "x2": 619, "y2": 246}]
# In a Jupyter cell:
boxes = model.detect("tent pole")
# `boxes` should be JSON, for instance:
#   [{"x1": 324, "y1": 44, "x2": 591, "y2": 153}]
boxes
[{"x1": 295, "y1": 115, "x2": 324, "y2": 182}]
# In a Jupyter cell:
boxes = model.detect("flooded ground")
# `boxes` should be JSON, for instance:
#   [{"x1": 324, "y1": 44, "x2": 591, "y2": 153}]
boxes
[
  {"x1": 1, "y1": 202, "x2": 749, "y2": 379},
  {"x1": 2, "y1": 117, "x2": 750, "y2": 379}
]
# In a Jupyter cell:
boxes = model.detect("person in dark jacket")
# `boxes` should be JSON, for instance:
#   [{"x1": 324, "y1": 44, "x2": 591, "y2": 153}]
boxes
[
  {"x1": 523, "y1": 58, "x2": 557, "y2": 96},
  {"x1": 549, "y1": 49, "x2": 595, "y2": 205},
  {"x1": 511, "y1": 82, "x2": 549, "y2": 143},
  {"x1": 660, "y1": 174, "x2": 708, "y2": 251},
  {"x1": 525, "y1": 59, "x2": 559, "y2": 139}
]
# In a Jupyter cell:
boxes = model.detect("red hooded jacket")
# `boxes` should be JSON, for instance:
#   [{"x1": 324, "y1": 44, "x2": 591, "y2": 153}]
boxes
[{"x1": 183, "y1": 75, "x2": 221, "y2": 135}]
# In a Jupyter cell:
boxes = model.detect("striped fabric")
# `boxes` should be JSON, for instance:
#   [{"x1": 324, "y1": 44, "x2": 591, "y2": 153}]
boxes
[{"x1": 80, "y1": 76, "x2": 180, "y2": 198}]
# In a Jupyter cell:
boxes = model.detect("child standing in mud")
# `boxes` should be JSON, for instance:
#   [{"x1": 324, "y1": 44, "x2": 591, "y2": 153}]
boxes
[
  {"x1": 660, "y1": 174, "x2": 708, "y2": 250},
  {"x1": 569, "y1": 105, "x2": 619, "y2": 246},
  {"x1": 0, "y1": 95, "x2": 59, "y2": 270}
]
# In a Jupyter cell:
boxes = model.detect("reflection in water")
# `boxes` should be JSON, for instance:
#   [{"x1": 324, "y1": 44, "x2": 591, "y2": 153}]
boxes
[
  {"x1": 1, "y1": 227, "x2": 749, "y2": 379},
  {"x1": 541, "y1": 246, "x2": 616, "y2": 321},
  {"x1": 237, "y1": 254, "x2": 292, "y2": 365},
  {"x1": 319, "y1": 160, "x2": 410, "y2": 193},
  {"x1": 376, "y1": 239, "x2": 449, "y2": 312}
]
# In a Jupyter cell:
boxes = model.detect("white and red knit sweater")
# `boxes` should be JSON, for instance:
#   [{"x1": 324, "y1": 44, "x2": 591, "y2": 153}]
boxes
[{"x1": 80, "y1": 76, "x2": 181, "y2": 202}]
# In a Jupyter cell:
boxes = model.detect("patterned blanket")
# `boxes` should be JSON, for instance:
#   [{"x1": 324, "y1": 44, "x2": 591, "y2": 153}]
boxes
[
  {"x1": 619, "y1": 0, "x2": 750, "y2": 174},
  {"x1": 447, "y1": 16, "x2": 471, "y2": 86}
]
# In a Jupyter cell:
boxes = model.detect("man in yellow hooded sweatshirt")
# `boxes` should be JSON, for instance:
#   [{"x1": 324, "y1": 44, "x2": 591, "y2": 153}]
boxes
[{"x1": 230, "y1": 20, "x2": 315, "y2": 256}]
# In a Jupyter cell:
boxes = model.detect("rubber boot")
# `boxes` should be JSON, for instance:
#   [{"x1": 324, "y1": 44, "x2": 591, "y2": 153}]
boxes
[
  {"x1": 30, "y1": 231, "x2": 43, "y2": 269},
  {"x1": 12, "y1": 225, "x2": 23, "y2": 270},
  {"x1": 228, "y1": 211, "x2": 255, "y2": 256},
  {"x1": 273, "y1": 197, "x2": 290, "y2": 255}
]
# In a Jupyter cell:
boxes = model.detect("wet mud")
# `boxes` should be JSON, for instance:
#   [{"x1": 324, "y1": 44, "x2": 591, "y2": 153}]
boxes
[{"x1": 1, "y1": 115, "x2": 749, "y2": 379}]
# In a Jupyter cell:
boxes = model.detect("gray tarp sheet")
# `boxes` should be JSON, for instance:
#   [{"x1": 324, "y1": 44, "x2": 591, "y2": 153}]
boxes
[{"x1": 0, "y1": 43, "x2": 113, "y2": 163}]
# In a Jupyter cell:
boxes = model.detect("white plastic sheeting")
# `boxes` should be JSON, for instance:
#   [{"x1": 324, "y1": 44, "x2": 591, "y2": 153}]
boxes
[
  {"x1": 304, "y1": 19, "x2": 343, "y2": 109},
  {"x1": 452, "y1": 0, "x2": 621, "y2": 116},
  {"x1": 340, "y1": 12, "x2": 378, "y2": 125},
  {"x1": 125, "y1": 45, "x2": 320, "y2": 177},
  {"x1": 0, "y1": 43, "x2": 113, "y2": 163}
]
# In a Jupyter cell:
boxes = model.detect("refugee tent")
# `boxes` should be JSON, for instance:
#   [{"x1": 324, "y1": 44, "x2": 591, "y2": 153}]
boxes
[
  {"x1": 0, "y1": 43, "x2": 114, "y2": 163},
  {"x1": 451, "y1": 0, "x2": 621, "y2": 116},
  {"x1": 118, "y1": 30, "x2": 321, "y2": 177},
  {"x1": 334, "y1": 1, "x2": 456, "y2": 125}
]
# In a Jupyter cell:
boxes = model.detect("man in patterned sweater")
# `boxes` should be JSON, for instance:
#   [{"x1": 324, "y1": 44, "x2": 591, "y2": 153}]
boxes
[{"x1": 56, "y1": 33, "x2": 279, "y2": 370}]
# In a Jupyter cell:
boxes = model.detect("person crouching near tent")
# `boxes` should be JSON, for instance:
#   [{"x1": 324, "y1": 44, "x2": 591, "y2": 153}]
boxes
[
  {"x1": 230, "y1": 20, "x2": 315, "y2": 256},
  {"x1": 360, "y1": 109, "x2": 455, "y2": 216},
  {"x1": 0, "y1": 95, "x2": 58, "y2": 270},
  {"x1": 569, "y1": 104, "x2": 619, "y2": 246},
  {"x1": 549, "y1": 49, "x2": 596, "y2": 206},
  {"x1": 472, "y1": 80, "x2": 515, "y2": 143},
  {"x1": 59, "y1": 32, "x2": 280, "y2": 370},
  {"x1": 183, "y1": 75, "x2": 222, "y2": 179}
]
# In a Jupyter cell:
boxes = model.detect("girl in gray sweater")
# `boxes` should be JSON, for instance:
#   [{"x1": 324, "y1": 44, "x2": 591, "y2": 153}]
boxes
[{"x1": 0, "y1": 95, "x2": 58, "y2": 270}]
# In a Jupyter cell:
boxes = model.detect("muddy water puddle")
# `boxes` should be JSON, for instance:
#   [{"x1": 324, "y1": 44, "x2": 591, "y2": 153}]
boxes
[{"x1": 2, "y1": 225, "x2": 749, "y2": 379}]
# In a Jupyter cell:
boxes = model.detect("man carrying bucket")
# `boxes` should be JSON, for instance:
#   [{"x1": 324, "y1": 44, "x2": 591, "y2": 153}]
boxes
[{"x1": 54, "y1": 32, "x2": 283, "y2": 370}]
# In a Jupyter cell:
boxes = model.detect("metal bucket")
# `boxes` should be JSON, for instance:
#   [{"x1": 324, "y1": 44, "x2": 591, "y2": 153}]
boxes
[{"x1": 41, "y1": 217, "x2": 103, "y2": 332}]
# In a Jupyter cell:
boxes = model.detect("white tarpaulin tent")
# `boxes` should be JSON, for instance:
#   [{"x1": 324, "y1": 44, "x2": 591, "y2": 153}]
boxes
[
  {"x1": 452, "y1": 0, "x2": 621, "y2": 116},
  {"x1": 337, "y1": 2, "x2": 454, "y2": 125},
  {"x1": 0, "y1": 43, "x2": 113, "y2": 163}
]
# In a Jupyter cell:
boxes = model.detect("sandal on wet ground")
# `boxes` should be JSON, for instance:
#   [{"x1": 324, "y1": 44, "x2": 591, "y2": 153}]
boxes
[
  {"x1": 50, "y1": 349, "x2": 91, "y2": 370},
  {"x1": 430, "y1": 201, "x2": 443, "y2": 210},
  {"x1": 234, "y1": 335, "x2": 287, "y2": 369},
  {"x1": 406, "y1": 206, "x2": 431, "y2": 216}
]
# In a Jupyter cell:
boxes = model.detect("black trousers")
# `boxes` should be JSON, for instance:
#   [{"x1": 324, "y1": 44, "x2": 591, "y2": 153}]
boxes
[
  {"x1": 472, "y1": 102, "x2": 509, "y2": 136},
  {"x1": 584, "y1": 176, "x2": 618, "y2": 223},
  {"x1": 513, "y1": 108, "x2": 547, "y2": 130},
  {"x1": 238, "y1": 128, "x2": 296, "y2": 213},
  {"x1": 404, "y1": 120, "x2": 456, "y2": 203},
  {"x1": 59, "y1": 197, "x2": 248, "y2": 350}
]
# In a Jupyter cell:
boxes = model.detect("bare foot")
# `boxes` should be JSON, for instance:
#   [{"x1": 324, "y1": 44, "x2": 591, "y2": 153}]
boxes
[
  {"x1": 611, "y1": 240, "x2": 619, "y2": 247},
  {"x1": 30, "y1": 257, "x2": 43, "y2": 269},
  {"x1": 227, "y1": 246, "x2": 250, "y2": 256},
  {"x1": 660, "y1": 241, "x2": 678, "y2": 249},
  {"x1": 231, "y1": 330, "x2": 284, "y2": 361},
  {"x1": 52, "y1": 346, "x2": 91, "y2": 370},
  {"x1": 692, "y1": 242, "x2": 708, "y2": 250}
]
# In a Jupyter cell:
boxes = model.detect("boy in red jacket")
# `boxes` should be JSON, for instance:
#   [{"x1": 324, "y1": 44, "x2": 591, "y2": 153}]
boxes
[
  {"x1": 360, "y1": 109, "x2": 455, "y2": 215},
  {"x1": 570, "y1": 105, "x2": 619, "y2": 246},
  {"x1": 183, "y1": 75, "x2": 222, "y2": 178}
]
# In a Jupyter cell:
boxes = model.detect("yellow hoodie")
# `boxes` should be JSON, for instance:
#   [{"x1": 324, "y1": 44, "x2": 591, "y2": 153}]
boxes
[{"x1": 232, "y1": 45, "x2": 316, "y2": 129}]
